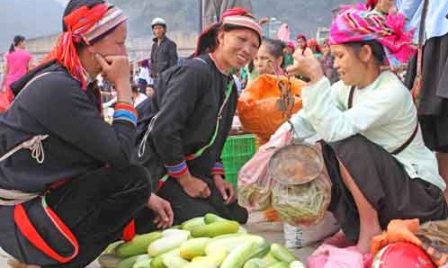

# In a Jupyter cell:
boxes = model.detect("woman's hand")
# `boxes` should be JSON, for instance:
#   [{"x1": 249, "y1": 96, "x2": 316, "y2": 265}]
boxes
[
  {"x1": 286, "y1": 51, "x2": 324, "y2": 83},
  {"x1": 178, "y1": 174, "x2": 211, "y2": 199},
  {"x1": 213, "y1": 175, "x2": 235, "y2": 204},
  {"x1": 147, "y1": 193, "x2": 174, "y2": 229},
  {"x1": 95, "y1": 54, "x2": 132, "y2": 103}
]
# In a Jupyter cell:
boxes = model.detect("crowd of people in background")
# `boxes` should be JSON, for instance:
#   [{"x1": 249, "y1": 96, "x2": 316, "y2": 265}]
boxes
[{"x1": 0, "y1": 20, "x2": 343, "y2": 118}]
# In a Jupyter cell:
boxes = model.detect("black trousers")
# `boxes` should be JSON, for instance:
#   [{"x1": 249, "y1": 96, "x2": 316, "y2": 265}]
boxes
[
  {"x1": 2, "y1": 165, "x2": 154, "y2": 268},
  {"x1": 321, "y1": 135, "x2": 448, "y2": 242},
  {"x1": 405, "y1": 33, "x2": 448, "y2": 152},
  {"x1": 155, "y1": 177, "x2": 248, "y2": 225}
]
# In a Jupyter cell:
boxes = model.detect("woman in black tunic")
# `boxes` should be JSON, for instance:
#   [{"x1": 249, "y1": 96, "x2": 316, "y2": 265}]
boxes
[
  {"x1": 137, "y1": 8, "x2": 262, "y2": 224},
  {"x1": 0, "y1": 1, "x2": 172, "y2": 267}
]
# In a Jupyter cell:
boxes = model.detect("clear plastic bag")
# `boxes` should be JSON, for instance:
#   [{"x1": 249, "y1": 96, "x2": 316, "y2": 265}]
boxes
[
  {"x1": 269, "y1": 143, "x2": 332, "y2": 227},
  {"x1": 237, "y1": 130, "x2": 293, "y2": 211},
  {"x1": 272, "y1": 173, "x2": 331, "y2": 226}
]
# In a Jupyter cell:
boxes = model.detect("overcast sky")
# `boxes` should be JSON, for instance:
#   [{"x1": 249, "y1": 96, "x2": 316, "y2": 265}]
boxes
[{"x1": 53, "y1": 0, "x2": 69, "y2": 6}]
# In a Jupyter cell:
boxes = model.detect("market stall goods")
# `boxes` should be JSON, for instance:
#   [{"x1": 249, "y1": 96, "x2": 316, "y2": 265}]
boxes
[{"x1": 97, "y1": 213, "x2": 304, "y2": 268}]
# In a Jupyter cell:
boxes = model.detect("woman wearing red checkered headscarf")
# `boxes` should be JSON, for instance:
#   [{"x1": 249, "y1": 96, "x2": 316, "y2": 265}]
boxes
[
  {"x1": 137, "y1": 7, "x2": 261, "y2": 226},
  {"x1": 0, "y1": 1, "x2": 173, "y2": 266}
]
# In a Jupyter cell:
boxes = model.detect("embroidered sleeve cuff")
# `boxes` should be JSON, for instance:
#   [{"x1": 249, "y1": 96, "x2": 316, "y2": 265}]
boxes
[
  {"x1": 165, "y1": 161, "x2": 190, "y2": 178},
  {"x1": 211, "y1": 162, "x2": 225, "y2": 175},
  {"x1": 113, "y1": 104, "x2": 138, "y2": 127}
]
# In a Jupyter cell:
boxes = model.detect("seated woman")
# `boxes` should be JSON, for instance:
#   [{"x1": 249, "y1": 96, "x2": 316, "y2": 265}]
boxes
[
  {"x1": 136, "y1": 8, "x2": 261, "y2": 224},
  {"x1": 238, "y1": 38, "x2": 305, "y2": 145},
  {"x1": 276, "y1": 5, "x2": 447, "y2": 253},
  {"x1": 0, "y1": 1, "x2": 172, "y2": 267}
]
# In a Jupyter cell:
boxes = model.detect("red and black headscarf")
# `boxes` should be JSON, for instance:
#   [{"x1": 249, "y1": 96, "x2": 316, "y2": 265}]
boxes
[
  {"x1": 45, "y1": 1, "x2": 127, "y2": 89},
  {"x1": 193, "y1": 7, "x2": 262, "y2": 57}
]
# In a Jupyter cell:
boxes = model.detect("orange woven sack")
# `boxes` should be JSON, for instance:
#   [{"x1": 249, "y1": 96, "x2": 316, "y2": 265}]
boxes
[{"x1": 237, "y1": 74, "x2": 305, "y2": 145}]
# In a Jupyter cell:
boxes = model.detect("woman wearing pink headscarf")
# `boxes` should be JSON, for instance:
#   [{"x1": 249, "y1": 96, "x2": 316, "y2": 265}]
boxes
[{"x1": 275, "y1": 4, "x2": 447, "y2": 253}]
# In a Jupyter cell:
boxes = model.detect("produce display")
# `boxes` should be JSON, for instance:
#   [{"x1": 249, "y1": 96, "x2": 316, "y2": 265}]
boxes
[{"x1": 98, "y1": 213, "x2": 304, "y2": 268}]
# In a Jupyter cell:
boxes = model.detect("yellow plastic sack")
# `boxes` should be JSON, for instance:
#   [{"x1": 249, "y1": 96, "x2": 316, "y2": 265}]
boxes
[{"x1": 237, "y1": 74, "x2": 305, "y2": 145}]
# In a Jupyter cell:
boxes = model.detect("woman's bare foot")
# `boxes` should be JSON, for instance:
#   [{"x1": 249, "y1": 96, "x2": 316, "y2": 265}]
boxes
[
  {"x1": 324, "y1": 230, "x2": 356, "y2": 248},
  {"x1": 356, "y1": 226, "x2": 382, "y2": 253}
]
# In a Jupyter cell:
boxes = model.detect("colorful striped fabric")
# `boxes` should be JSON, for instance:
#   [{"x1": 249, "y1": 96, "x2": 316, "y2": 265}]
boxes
[
  {"x1": 165, "y1": 161, "x2": 189, "y2": 178},
  {"x1": 113, "y1": 102, "x2": 137, "y2": 127},
  {"x1": 329, "y1": 3, "x2": 415, "y2": 68},
  {"x1": 211, "y1": 162, "x2": 225, "y2": 176}
]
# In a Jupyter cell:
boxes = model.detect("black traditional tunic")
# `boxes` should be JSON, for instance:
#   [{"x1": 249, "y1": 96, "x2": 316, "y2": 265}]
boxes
[
  {"x1": 0, "y1": 62, "x2": 152, "y2": 267},
  {"x1": 138, "y1": 54, "x2": 248, "y2": 223}
]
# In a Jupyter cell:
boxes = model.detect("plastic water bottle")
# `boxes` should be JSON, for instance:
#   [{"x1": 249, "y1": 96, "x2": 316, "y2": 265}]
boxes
[{"x1": 283, "y1": 223, "x2": 304, "y2": 249}]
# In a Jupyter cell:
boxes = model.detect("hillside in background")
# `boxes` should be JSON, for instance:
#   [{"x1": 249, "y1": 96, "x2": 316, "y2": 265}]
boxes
[
  {"x1": 0, "y1": 0, "x2": 64, "y2": 51},
  {"x1": 0, "y1": 0, "x2": 359, "y2": 52},
  {"x1": 109, "y1": 0, "x2": 359, "y2": 37}
]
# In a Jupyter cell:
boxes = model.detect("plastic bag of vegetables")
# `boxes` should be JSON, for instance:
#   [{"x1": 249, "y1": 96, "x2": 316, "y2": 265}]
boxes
[
  {"x1": 269, "y1": 143, "x2": 332, "y2": 226},
  {"x1": 238, "y1": 130, "x2": 293, "y2": 211}
]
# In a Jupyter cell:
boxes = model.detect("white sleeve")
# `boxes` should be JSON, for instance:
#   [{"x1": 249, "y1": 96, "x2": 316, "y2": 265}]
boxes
[
  {"x1": 289, "y1": 110, "x2": 317, "y2": 140},
  {"x1": 272, "y1": 110, "x2": 316, "y2": 142},
  {"x1": 300, "y1": 77, "x2": 402, "y2": 142}
]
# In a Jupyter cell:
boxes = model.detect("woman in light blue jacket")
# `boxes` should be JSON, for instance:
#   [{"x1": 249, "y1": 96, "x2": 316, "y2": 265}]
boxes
[{"x1": 398, "y1": 0, "x2": 448, "y2": 201}]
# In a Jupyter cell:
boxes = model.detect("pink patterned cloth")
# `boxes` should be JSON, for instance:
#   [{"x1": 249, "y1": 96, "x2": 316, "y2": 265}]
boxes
[
  {"x1": 329, "y1": 4, "x2": 415, "y2": 68},
  {"x1": 307, "y1": 231, "x2": 373, "y2": 268},
  {"x1": 307, "y1": 245, "x2": 373, "y2": 268}
]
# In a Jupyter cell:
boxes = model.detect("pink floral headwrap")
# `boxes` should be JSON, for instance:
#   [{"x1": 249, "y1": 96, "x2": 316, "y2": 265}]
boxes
[{"x1": 329, "y1": 4, "x2": 415, "y2": 67}]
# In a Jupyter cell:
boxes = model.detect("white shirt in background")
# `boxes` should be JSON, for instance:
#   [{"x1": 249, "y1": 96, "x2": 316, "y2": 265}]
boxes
[{"x1": 134, "y1": 92, "x2": 148, "y2": 108}]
